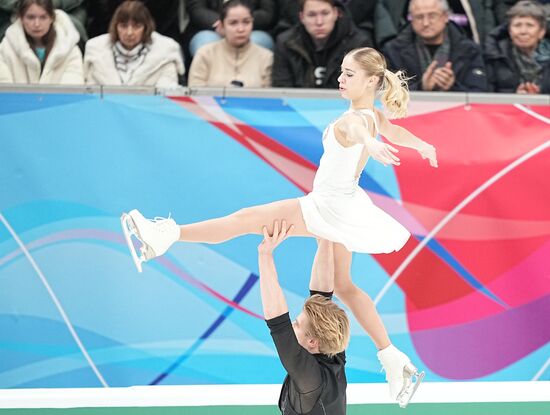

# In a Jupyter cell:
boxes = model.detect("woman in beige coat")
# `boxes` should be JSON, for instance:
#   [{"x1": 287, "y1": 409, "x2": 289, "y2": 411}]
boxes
[
  {"x1": 84, "y1": 1, "x2": 184, "y2": 88},
  {"x1": 0, "y1": 0, "x2": 83, "y2": 84},
  {"x1": 188, "y1": 0, "x2": 273, "y2": 88}
]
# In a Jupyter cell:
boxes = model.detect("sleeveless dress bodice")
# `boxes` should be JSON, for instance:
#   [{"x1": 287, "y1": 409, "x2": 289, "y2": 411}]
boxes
[
  {"x1": 313, "y1": 108, "x2": 378, "y2": 196},
  {"x1": 312, "y1": 123, "x2": 364, "y2": 197},
  {"x1": 298, "y1": 109, "x2": 410, "y2": 254}
]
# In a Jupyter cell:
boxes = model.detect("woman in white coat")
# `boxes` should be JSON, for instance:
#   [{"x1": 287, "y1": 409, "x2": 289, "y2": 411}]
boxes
[
  {"x1": 84, "y1": 1, "x2": 184, "y2": 88},
  {"x1": 0, "y1": 0, "x2": 83, "y2": 84}
]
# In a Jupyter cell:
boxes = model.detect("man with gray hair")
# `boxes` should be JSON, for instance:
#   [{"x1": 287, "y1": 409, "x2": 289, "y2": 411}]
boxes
[{"x1": 383, "y1": 0, "x2": 488, "y2": 91}]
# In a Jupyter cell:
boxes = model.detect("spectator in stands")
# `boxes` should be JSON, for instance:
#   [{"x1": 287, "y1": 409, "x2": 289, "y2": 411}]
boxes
[
  {"x1": 383, "y1": 0, "x2": 488, "y2": 91},
  {"x1": 272, "y1": 0, "x2": 370, "y2": 88},
  {"x1": 187, "y1": 0, "x2": 272, "y2": 87},
  {"x1": 273, "y1": 0, "x2": 385, "y2": 44},
  {"x1": 185, "y1": 0, "x2": 275, "y2": 57},
  {"x1": 485, "y1": 0, "x2": 549, "y2": 93},
  {"x1": 377, "y1": 0, "x2": 498, "y2": 47},
  {"x1": 0, "y1": 0, "x2": 88, "y2": 47},
  {"x1": 0, "y1": 0, "x2": 83, "y2": 84},
  {"x1": 494, "y1": 0, "x2": 550, "y2": 26},
  {"x1": 87, "y1": 1, "x2": 181, "y2": 41},
  {"x1": 84, "y1": 0, "x2": 184, "y2": 87}
]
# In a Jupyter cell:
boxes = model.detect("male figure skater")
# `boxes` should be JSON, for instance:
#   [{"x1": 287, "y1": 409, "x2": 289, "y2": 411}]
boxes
[{"x1": 259, "y1": 221, "x2": 350, "y2": 414}]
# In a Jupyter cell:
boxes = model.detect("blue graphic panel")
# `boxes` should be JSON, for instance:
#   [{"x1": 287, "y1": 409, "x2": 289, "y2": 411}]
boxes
[{"x1": 0, "y1": 92, "x2": 548, "y2": 389}]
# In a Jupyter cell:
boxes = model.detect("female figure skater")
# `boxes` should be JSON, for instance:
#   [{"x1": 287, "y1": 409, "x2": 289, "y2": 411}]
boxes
[{"x1": 121, "y1": 47, "x2": 437, "y2": 407}]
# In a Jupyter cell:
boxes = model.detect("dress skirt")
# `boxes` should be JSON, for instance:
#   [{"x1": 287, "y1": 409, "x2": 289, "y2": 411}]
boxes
[{"x1": 298, "y1": 187, "x2": 410, "y2": 253}]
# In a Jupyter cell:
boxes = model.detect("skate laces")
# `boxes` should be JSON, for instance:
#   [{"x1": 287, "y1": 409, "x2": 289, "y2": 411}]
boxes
[
  {"x1": 149, "y1": 214, "x2": 175, "y2": 232},
  {"x1": 377, "y1": 355, "x2": 390, "y2": 380},
  {"x1": 147, "y1": 213, "x2": 171, "y2": 223},
  {"x1": 150, "y1": 213, "x2": 171, "y2": 222},
  {"x1": 377, "y1": 356, "x2": 385, "y2": 373}
]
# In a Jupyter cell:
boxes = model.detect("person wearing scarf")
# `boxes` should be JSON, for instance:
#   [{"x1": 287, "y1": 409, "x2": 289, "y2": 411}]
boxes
[
  {"x1": 84, "y1": 1, "x2": 184, "y2": 88},
  {"x1": 111, "y1": 36, "x2": 150, "y2": 84},
  {"x1": 485, "y1": 0, "x2": 549, "y2": 94},
  {"x1": 382, "y1": 0, "x2": 488, "y2": 91}
]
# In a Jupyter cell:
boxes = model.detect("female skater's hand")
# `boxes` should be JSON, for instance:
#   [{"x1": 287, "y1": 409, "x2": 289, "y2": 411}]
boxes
[
  {"x1": 418, "y1": 142, "x2": 438, "y2": 168},
  {"x1": 365, "y1": 139, "x2": 400, "y2": 166},
  {"x1": 258, "y1": 220, "x2": 294, "y2": 255}
]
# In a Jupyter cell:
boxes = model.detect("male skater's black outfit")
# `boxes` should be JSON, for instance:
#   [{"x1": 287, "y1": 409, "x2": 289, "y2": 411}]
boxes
[{"x1": 266, "y1": 291, "x2": 347, "y2": 414}]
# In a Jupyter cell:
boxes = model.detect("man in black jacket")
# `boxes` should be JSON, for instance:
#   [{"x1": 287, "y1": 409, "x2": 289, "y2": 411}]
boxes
[
  {"x1": 258, "y1": 221, "x2": 350, "y2": 414},
  {"x1": 383, "y1": 0, "x2": 488, "y2": 91},
  {"x1": 272, "y1": 0, "x2": 371, "y2": 88}
]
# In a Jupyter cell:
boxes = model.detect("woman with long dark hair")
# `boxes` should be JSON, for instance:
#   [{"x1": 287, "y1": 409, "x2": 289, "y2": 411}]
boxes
[{"x1": 0, "y1": 0, "x2": 83, "y2": 84}]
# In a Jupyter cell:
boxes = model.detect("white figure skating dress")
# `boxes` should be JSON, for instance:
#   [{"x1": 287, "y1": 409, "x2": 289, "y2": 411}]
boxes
[{"x1": 298, "y1": 109, "x2": 410, "y2": 253}]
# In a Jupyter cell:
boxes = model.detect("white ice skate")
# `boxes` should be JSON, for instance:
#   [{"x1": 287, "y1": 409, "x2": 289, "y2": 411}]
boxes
[
  {"x1": 120, "y1": 209, "x2": 180, "y2": 272},
  {"x1": 377, "y1": 344, "x2": 425, "y2": 408}
]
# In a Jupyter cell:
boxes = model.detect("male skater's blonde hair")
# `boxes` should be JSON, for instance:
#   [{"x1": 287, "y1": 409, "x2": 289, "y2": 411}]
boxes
[
  {"x1": 346, "y1": 47, "x2": 410, "y2": 119},
  {"x1": 303, "y1": 295, "x2": 350, "y2": 357}
]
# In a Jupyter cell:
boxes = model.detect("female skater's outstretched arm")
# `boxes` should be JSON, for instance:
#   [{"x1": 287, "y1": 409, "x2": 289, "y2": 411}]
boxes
[
  {"x1": 334, "y1": 111, "x2": 438, "y2": 168},
  {"x1": 375, "y1": 108, "x2": 438, "y2": 168}
]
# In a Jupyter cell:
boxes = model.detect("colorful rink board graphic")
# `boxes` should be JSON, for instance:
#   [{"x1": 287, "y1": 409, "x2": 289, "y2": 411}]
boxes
[{"x1": 0, "y1": 92, "x2": 548, "y2": 389}]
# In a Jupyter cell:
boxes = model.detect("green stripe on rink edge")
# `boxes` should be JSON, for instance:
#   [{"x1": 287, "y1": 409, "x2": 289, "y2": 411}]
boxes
[{"x1": 1, "y1": 402, "x2": 550, "y2": 415}]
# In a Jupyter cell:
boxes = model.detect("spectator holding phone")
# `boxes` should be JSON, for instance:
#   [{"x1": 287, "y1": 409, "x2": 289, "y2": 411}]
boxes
[{"x1": 382, "y1": 0, "x2": 488, "y2": 91}]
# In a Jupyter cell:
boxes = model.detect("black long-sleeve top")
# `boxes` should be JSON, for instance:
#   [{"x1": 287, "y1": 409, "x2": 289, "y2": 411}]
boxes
[{"x1": 266, "y1": 291, "x2": 347, "y2": 414}]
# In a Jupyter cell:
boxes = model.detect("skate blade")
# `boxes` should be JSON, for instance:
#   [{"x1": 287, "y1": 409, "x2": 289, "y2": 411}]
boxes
[
  {"x1": 120, "y1": 212, "x2": 145, "y2": 273},
  {"x1": 397, "y1": 367, "x2": 425, "y2": 408}
]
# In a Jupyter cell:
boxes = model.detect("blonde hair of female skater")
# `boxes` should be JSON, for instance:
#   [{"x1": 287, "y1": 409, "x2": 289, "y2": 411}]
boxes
[{"x1": 121, "y1": 47, "x2": 436, "y2": 407}]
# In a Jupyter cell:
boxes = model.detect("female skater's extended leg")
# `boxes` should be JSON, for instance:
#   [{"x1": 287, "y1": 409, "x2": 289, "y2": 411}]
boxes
[
  {"x1": 331, "y1": 243, "x2": 424, "y2": 407},
  {"x1": 178, "y1": 199, "x2": 311, "y2": 243},
  {"x1": 121, "y1": 199, "x2": 312, "y2": 271}
]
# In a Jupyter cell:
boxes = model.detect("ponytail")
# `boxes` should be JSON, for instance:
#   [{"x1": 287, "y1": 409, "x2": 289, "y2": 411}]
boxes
[{"x1": 380, "y1": 69, "x2": 410, "y2": 119}]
